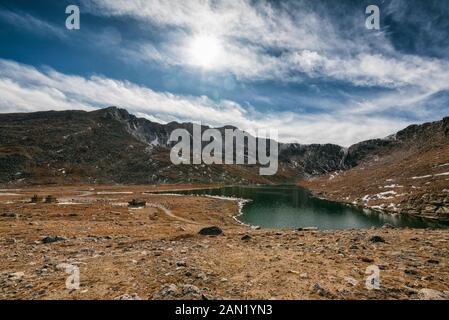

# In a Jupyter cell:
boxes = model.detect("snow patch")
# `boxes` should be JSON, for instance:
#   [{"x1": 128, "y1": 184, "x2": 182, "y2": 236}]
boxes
[
  {"x1": 96, "y1": 192, "x2": 133, "y2": 195},
  {"x1": 150, "y1": 137, "x2": 160, "y2": 146},
  {"x1": 384, "y1": 184, "x2": 403, "y2": 188},
  {"x1": 371, "y1": 191, "x2": 397, "y2": 200},
  {"x1": 411, "y1": 175, "x2": 433, "y2": 180}
]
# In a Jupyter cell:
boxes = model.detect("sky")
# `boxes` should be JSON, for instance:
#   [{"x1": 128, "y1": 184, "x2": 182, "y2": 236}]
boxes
[{"x1": 0, "y1": 0, "x2": 448, "y2": 146}]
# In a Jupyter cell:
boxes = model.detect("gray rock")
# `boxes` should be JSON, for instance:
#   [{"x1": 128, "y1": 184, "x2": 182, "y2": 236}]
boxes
[
  {"x1": 198, "y1": 226, "x2": 223, "y2": 236},
  {"x1": 42, "y1": 236, "x2": 66, "y2": 244},
  {"x1": 159, "y1": 284, "x2": 179, "y2": 298},
  {"x1": 176, "y1": 260, "x2": 187, "y2": 267},
  {"x1": 369, "y1": 235, "x2": 386, "y2": 243},
  {"x1": 418, "y1": 289, "x2": 449, "y2": 300},
  {"x1": 298, "y1": 227, "x2": 319, "y2": 231},
  {"x1": 181, "y1": 284, "x2": 202, "y2": 297},
  {"x1": 114, "y1": 293, "x2": 142, "y2": 300},
  {"x1": 310, "y1": 283, "x2": 334, "y2": 298}
]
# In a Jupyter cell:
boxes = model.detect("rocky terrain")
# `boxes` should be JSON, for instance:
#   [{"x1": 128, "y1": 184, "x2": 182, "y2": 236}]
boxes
[
  {"x1": 301, "y1": 117, "x2": 449, "y2": 221},
  {"x1": 1, "y1": 185, "x2": 448, "y2": 300},
  {"x1": 2, "y1": 107, "x2": 448, "y2": 220},
  {"x1": 0, "y1": 107, "x2": 345, "y2": 186}
]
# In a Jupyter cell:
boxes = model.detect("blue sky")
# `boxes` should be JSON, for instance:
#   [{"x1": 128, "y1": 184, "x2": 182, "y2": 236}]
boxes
[{"x1": 0, "y1": 0, "x2": 448, "y2": 146}]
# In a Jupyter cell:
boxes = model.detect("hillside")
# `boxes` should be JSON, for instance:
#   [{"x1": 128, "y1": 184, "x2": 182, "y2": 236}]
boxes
[
  {"x1": 1, "y1": 107, "x2": 448, "y2": 220},
  {"x1": 301, "y1": 117, "x2": 449, "y2": 221},
  {"x1": 0, "y1": 107, "x2": 345, "y2": 185}
]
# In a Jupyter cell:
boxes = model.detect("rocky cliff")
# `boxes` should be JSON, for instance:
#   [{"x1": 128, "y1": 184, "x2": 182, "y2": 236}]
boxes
[{"x1": 301, "y1": 117, "x2": 449, "y2": 221}]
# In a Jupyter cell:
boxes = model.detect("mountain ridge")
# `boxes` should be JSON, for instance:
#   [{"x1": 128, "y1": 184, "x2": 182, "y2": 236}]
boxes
[{"x1": 0, "y1": 107, "x2": 448, "y2": 189}]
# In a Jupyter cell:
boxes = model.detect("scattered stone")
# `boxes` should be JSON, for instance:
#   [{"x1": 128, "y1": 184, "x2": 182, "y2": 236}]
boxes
[
  {"x1": 198, "y1": 226, "x2": 223, "y2": 236},
  {"x1": 30, "y1": 195, "x2": 42, "y2": 203},
  {"x1": 176, "y1": 260, "x2": 187, "y2": 267},
  {"x1": 44, "y1": 195, "x2": 57, "y2": 204},
  {"x1": 345, "y1": 277, "x2": 359, "y2": 286},
  {"x1": 404, "y1": 268, "x2": 419, "y2": 276},
  {"x1": 418, "y1": 289, "x2": 449, "y2": 300},
  {"x1": 427, "y1": 259, "x2": 439, "y2": 264},
  {"x1": 1, "y1": 212, "x2": 18, "y2": 218},
  {"x1": 158, "y1": 284, "x2": 179, "y2": 298},
  {"x1": 382, "y1": 223, "x2": 395, "y2": 229},
  {"x1": 300, "y1": 273, "x2": 308, "y2": 279},
  {"x1": 128, "y1": 199, "x2": 146, "y2": 208},
  {"x1": 241, "y1": 235, "x2": 252, "y2": 241},
  {"x1": 41, "y1": 236, "x2": 66, "y2": 244},
  {"x1": 114, "y1": 293, "x2": 142, "y2": 300},
  {"x1": 369, "y1": 235, "x2": 386, "y2": 243},
  {"x1": 360, "y1": 257, "x2": 374, "y2": 263},
  {"x1": 9, "y1": 272, "x2": 25, "y2": 280},
  {"x1": 310, "y1": 283, "x2": 334, "y2": 298},
  {"x1": 196, "y1": 272, "x2": 208, "y2": 281},
  {"x1": 298, "y1": 227, "x2": 319, "y2": 231},
  {"x1": 181, "y1": 284, "x2": 202, "y2": 297}
]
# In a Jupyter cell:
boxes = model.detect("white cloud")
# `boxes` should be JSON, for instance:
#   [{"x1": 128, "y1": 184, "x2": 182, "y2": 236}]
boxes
[
  {"x1": 0, "y1": 59, "x2": 413, "y2": 146},
  {"x1": 81, "y1": 0, "x2": 449, "y2": 94},
  {"x1": 0, "y1": 9, "x2": 66, "y2": 39}
]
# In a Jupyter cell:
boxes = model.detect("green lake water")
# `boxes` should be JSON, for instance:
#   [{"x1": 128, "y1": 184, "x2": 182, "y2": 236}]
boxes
[{"x1": 169, "y1": 185, "x2": 449, "y2": 230}]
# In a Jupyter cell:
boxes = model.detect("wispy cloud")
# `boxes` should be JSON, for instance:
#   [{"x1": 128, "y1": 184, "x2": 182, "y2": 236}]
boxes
[
  {"x1": 0, "y1": 9, "x2": 66, "y2": 39},
  {"x1": 82, "y1": 0, "x2": 449, "y2": 91},
  {"x1": 0, "y1": 58, "x2": 413, "y2": 146}
]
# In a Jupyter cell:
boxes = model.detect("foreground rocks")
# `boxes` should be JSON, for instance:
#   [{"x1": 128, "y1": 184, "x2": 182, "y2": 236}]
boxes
[
  {"x1": 198, "y1": 226, "x2": 223, "y2": 236},
  {"x1": 0, "y1": 185, "x2": 448, "y2": 300}
]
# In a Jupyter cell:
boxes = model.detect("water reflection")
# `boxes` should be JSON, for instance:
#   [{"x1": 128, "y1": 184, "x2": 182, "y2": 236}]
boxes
[{"x1": 169, "y1": 185, "x2": 449, "y2": 230}]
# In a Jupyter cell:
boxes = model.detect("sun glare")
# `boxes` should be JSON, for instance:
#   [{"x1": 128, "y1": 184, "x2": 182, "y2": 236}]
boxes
[{"x1": 189, "y1": 34, "x2": 222, "y2": 69}]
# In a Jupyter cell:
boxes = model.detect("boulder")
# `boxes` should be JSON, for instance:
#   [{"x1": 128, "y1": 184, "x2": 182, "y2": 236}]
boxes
[
  {"x1": 42, "y1": 236, "x2": 66, "y2": 244},
  {"x1": 44, "y1": 195, "x2": 57, "y2": 204},
  {"x1": 128, "y1": 199, "x2": 146, "y2": 207},
  {"x1": 418, "y1": 289, "x2": 449, "y2": 300},
  {"x1": 198, "y1": 226, "x2": 223, "y2": 236},
  {"x1": 369, "y1": 235, "x2": 386, "y2": 243}
]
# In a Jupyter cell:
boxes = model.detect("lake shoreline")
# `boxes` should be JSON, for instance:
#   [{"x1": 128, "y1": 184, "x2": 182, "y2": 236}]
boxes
[{"x1": 1, "y1": 184, "x2": 449, "y2": 300}]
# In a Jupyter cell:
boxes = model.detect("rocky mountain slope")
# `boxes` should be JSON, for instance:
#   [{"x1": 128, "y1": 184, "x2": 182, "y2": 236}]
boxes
[
  {"x1": 0, "y1": 107, "x2": 346, "y2": 185},
  {"x1": 1, "y1": 107, "x2": 448, "y2": 220},
  {"x1": 301, "y1": 117, "x2": 449, "y2": 221}
]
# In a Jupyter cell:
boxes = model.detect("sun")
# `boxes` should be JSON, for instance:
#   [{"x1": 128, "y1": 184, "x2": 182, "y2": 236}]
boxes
[{"x1": 188, "y1": 34, "x2": 222, "y2": 69}]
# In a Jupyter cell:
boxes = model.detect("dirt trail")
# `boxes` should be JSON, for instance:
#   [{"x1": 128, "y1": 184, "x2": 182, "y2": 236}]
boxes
[
  {"x1": 1, "y1": 184, "x2": 449, "y2": 300},
  {"x1": 144, "y1": 203, "x2": 202, "y2": 225}
]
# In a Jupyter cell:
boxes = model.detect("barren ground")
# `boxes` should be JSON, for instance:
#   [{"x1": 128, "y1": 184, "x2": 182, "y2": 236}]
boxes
[
  {"x1": 0, "y1": 184, "x2": 448, "y2": 300},
  {"x1": 300, "y1": 144, "x2": 449, "y2": 221}
]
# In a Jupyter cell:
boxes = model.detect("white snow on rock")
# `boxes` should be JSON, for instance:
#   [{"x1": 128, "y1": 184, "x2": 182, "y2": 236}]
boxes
[
  {"x1": 150, "y1": 137, "x2": 160, "y2": 146},
  {"x1": 411, "y1": 175, "x2": 433, "y2": 180},
  {"x1": 374, "y1": 191, "x2": 397, "y2": 199},
  {"x1": 96, "y1": 191, "x2": 133, "y2": 195},
  {"x1": 384, "y1": 184, "x2": 403, "y2": 188}
]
